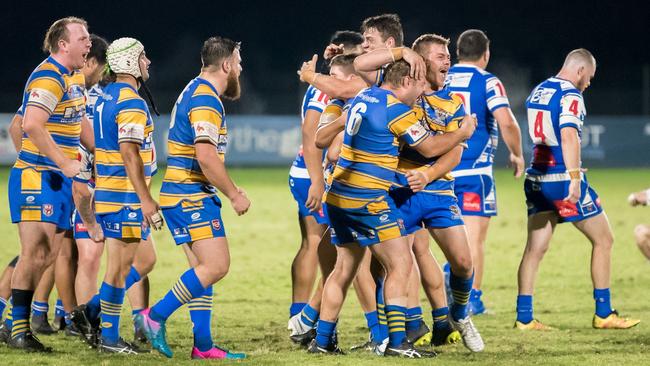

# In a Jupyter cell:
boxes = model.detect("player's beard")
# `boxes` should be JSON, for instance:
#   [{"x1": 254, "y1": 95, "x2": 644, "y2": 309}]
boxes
[
  {"x1": 426, "y1": 69, "x2": 440, "y2": 91},
  {"x1": 223, "y1": 70, "x2": 241, "y2": 100}
]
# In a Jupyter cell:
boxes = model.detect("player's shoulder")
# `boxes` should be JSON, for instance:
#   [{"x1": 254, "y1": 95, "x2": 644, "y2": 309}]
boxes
[
  {"x1": 190, "y1": 78, "x2": 224, "y2": 110},
  {"x1": 428, "y1": 88, "x2": 464, "y2": 114},
  {"x1": 27, "y1": 58, "x2": 66, "y2": 86}
]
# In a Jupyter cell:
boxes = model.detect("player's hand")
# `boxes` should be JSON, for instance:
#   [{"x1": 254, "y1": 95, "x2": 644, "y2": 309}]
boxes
[
  {"x1": 61, "y1": 159, "x2": 82, "y2": 178},
  {"x1": 298, "y1": 54, "x2": 318, "y2": 82},
  {"x1": 87, "y1": 222, "x2": 104, "y2": 243},
  {"x1": 564, "y1": 179, "x2": 581, "y2": 204},
  {"x1": 509, "y1": 153, "x2": 525, "y2": 178},
  {"x1": 458, "y1": 113, "x2": 478, "y2": 139},
  {"x1": 402, "y1": 48, "x2": 426, "y2": 81},
  {"x1": 230, "y1": 191, "x2": 251, "y2": 216},
  {"x1": 406, "y1": 170, "x2": 429, "y2": 193},
  {"x1": 142, "y1": 197, "x2": 164, "y2": 230},
  {"x1": 306, "y1": 182, "x2": 324, "y2": 212},
  {"x1": 628, "y1": 189, "x2": 649, "y2": 207},
  {"x1": 324, "y1": 43, "x2": 345, "y2": 60}
]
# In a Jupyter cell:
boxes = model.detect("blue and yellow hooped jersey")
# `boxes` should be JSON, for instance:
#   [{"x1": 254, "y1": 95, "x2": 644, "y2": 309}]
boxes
[
  {"x1": 290, "y1": 85, "x2": 329, "y2": 179},
  {"x1": 159, "y1": 77, "x2": 227, "y2": 208},
  {"x1": 327, "y1": 86, "x2": 429, "y2": 208},
  {"x1": 445, "y1": 64, "x2": 509, "y2": 170},
  {"x1": 525, "y1": 77, "x2": 586, "y2": 175},
  {"x1": 93, "y1": 82, "x2": 154, "y2": 214},
  {"x1": 397, "y1": 89, "x2": 466, "y2": 195},
  {"x1": 15, "y1": 56, "x2": 86, "y2": 171}
]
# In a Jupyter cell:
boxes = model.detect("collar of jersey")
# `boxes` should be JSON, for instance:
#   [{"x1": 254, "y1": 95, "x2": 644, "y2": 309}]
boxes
[
  {"x1": 196, "y1": 77, "x2": 220, "y2": 97},
  {"x1": 47, "y1": 55, "x2": 74, "y2": 76}
]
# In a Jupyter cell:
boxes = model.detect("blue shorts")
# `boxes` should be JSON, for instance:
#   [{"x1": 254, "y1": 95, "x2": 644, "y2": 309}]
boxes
[
  {"x1": 289, "y1": 176, "x2": 328, "y2": 225},
  {"x1": 453, "y1": 173, "x2": 497, "y2": 217},
  {"x1": 524, "y1": 175, "x2": 603, "y2": 223},
  {"x1": 162, "y1": 196, "x2": 226, "y2": 245},
  {"x1": 327, "y1": 195, "x2": 405, "y2": 247},
  {"x1": 97, "y1": 207, "x2": 150, "y2": 241},
  {"x1": 9, "y1": 167, "x2": 73, "y2": 230},
  {"x1": 391, "y1": 188, "x2": 464, "y2": 234}
]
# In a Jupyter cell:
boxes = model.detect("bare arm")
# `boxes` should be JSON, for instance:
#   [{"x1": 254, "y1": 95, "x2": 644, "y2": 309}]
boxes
[
  {"x1": 72, "y1": 181, "x2": 103, "y2": 242},
  {"x1": 120, "y1": 142, "x2": 160, "y2": 228},
  {"x1": 195, "y1": 142, "x2": 250, "y2": 215},
  {"x1": 315, "y1": 110, "x2": 348, "y2": 149},
  {"x1": 560, "y1": 127, "x2": 581, "y2": 203},
  {"x1": 298, "y1": 54, "x2": 367, "y2": 99},
  {"x1": 406, "y1": 146, "x2": 463, "y2": 192},
  {"x1": 493, "y1": 106, "x2": 524, "y2": 177},
  {"x1": 23, "y1": 106, "x2": 80, "y2": 177},
  {"x1": 80, "y1": 115, "x2": 95, "y2": 152},
  {"x1": 9, "y1": 114, "x2": 23, "y2": 153},
  {"x1": 353, "y1": 47, "x2": 425, "y2": 84},
  {"x1": 326, "y1": 131, "x2": 344, "y2": 163},
  {"x1": 302, "y1": 109, "x2": 326, "y2": 212},
  {"x1": 412, "y1": 114, "x2": 477, "y2": 158}
]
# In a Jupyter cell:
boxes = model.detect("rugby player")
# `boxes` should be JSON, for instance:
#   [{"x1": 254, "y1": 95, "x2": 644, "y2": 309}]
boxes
[
  {"x1": 515, "y1": 49, "x2": 639, "y2": 330},
  {"x1": 136, "y1": 36, "x2": 249, "y2": 360},
  {"x1": 85, "y1": 37, "x2": 160, "y2": 353},
  {"x1": 444, "y1": 29, "x2": 524, "y2": 315},
  {"x1": 354, "y1": 34, "x2": 484, "y2": 352},
  {"x1": 7, "y1": 17, "x2": 91, "y2": 352},
  {"x1": 288, "y1": 30, "x2": 363, "y2": 319}
]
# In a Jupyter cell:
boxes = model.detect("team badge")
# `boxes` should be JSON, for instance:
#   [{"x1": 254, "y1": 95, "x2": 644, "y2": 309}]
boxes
[
  {"x1": 397, "y1": 218, "x2": 405, "y2": 230},
  {"x1": 211, "y1": 219, "x2": 221, "y2": 230},
  {"x1": 43, "y1": 204, "x2": 53, "y2": 217}
]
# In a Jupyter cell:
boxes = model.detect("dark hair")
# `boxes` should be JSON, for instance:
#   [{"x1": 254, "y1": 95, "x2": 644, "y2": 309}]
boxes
[
  {"x1": 201, "y1": 36, "x2": 241, "y2": 68},
  {"x1": 361, "y1": 14, "x2": 403, "y2": 46},
  {"x1": 457, "y1": 29, "x2": 490, "y2": 61},
  {"x1": 43, "y1": 16, "x2": 88, "y2": 53},
  {"x1": 329, "y1": 53, "x2": 358, "y2": 77},
  {"x1": 88, "y1": 34, "x2": 108, "y2": 65},
  {"x1": 330, "y1": 30, "x2": 364, "y2": 49},
  {"x1": 412, "y1": 34, "x2": 450, "y2": 55},
  {"x1": 383, "y1": 60, "x2": 412, "y2": 87}
]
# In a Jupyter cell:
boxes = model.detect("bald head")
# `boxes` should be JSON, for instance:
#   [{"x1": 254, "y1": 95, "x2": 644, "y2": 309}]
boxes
[
  {"x1": 557, "y1": 48, "x2": 596, "y2": 92},
  {"x1": 562, "y1": 48, "x2": 596, "y2": 69}
]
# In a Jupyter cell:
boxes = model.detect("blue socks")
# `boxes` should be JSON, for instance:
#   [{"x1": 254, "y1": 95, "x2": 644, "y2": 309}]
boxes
[
  {"x1": 150, "y1": 268, "x2": 206, "y2": 322},
  {"x1": 449, "y1": 270, "x2": 474, "y2": 321},
  {"x1": 385, "y1": 304, "x2": 407, "y2": 347},
  {"x1": 594, "y1": 288, "x2": 612, "y2": 318},
  {"x1": 55, "y1": 299, "x2": 65, "y2": 318},
  {"x1": 0, "y1": 297, "x2": 7, "y2": 318},
  {"x1": 4, "y1": 298, "x2": 13, "y2": 329},
  {"x1": 315, "y1": 319, "x2": 336, "y2": 348},
  {"x1": 364, "y1": 311, "x2": 383, "y2": 343},
  {"x1": 99, "y1": 282, "x2": 126, "y2": 344},
  {"x1": 10, "y1": 289, "x2": 33, "y2": 339},
  {"x1": 516, "y1": 295, "x2": 534, "y2": 324},
  {"x1": 375, "y1": 276, "x2": 389, "y2": 342},
  {"x1": 432, "y1": 307, "x2": 452, "y2": 331},
  {"x1": 125, "y1": 266, "x2": 142, "y2": 290},
  {"x1": 300, "y1": 304, "x2": 319, "y2": 328},
  {"x1": 87, "y1": 266, "x2": 141, "y2": 322},
  {"x1": 31, "y1": 300, "x2": 48, "y2": 317},
  {"x1": 406, "y1": 306, "x2": 423, "y2": 332},
  {"x1": 289, "y1": 302, "x2": 306, "y2": 318},
  {"x1": 189, "y1": 285, "x2": 214, "y2": 352}
]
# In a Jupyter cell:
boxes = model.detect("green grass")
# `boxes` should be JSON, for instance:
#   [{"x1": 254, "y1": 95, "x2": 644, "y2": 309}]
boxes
[{"x1": 0, "y1": 167, "x2": 649, "y2": 365}]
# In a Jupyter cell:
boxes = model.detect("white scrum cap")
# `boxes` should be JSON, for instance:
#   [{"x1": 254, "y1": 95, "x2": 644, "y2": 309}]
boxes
[{"x1": 107, "y1": 37, "x2": 145, "y2": 79}]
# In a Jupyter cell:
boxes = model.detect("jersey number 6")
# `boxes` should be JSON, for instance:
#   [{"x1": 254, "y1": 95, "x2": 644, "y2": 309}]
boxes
[{"x1": 346, "y1": 102, "x2": 367, "y2": 136}]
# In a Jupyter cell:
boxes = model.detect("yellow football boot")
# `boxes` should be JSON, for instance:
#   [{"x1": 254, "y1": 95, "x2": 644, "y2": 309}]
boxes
[
  {"x1": 593, "y1": 311, "x2": 640, "y2": 329},
  {"x1": 514, "y1": 319, "x2": 555, "y2": 330}
]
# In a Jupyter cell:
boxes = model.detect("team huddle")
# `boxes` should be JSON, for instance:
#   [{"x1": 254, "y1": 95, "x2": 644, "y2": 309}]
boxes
[
  {"x1": 285, "y1": 13, "x2": 640, "y2": 358},
  {"x1": 0, "y1": 12, "x2": 642, "y2": 361}
]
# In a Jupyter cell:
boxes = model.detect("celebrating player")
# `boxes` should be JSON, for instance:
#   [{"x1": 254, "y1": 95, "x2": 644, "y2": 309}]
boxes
[
  {"x1": 515, "y1": 49, "x2": 639, "y2": 330},
  {"x1": 136, "y1": 36, "x2": 249, "y2": 360},
  {"x1": 444, "y1": 29, "x2": 524, "y2": 314}
]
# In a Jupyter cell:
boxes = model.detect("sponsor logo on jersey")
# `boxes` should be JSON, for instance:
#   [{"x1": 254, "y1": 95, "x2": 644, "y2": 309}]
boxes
[
  {"x1": 462, "y1": 192, "x2": 481, "y2": 212},
  {"x1": 379, "y1": 214, "x2": 389, "y2": 223},
  {"x1": 191, "y1": 212, "x2": 201, "y2": 221},
  {"x1": 76, "y1": 223, "x2": 87, "y2": 232},
  {"x1": 553, "y1": 200, "x2": 578, "y2": 218},
  {"x1": 128, "y1": 212, "x2": 137, "y2": 219},
  {"x1": 26, "y1": 196, "x2": 35, "y2": 203}
]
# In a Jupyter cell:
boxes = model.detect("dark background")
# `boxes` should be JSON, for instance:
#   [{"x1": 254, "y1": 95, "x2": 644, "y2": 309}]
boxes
[{"x1": 2, "y1": 1, "x2": 649, "y2": 116}]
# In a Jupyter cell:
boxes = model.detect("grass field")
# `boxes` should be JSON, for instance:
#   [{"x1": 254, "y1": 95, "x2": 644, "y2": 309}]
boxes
[{"x1": 0, "y1": 167, "x2": 649, "y2": 365}]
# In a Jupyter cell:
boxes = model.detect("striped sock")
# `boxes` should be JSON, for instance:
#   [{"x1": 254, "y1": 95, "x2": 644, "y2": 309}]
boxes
[
  {"x1": 315, "y1": 319, "x2": 336, "y2": 348},
  {"x1": 87, "y1": 293, "x2": 101, "y2": 321},
  {"x1": 31, "y1": 300, "x2": 49, "y2": 317},
  {"x1": 594, "y1": 288, "x2": 612, "y2": 318},
  {"x1": 5, "y1": 298, "x2": 13, "y2": 329},
  {"x1": 450, "y1": 270, "x2": 474, "y2": 321},
  {"x1": 432, "y1": 307, "x2": 452, "y2": 331},
  {"x1": 189, "y1": 286, "x2": 214, "y2": 352},
  {"x1": 385, "y1": 304, "x2": 407, "y2": 347},
  {"x1": 150, "y1": 268, "x2": 206, "y2": 322},
  {"x1": 289, "y1": 302, "x2": 306, "y2": 318},
  {"x1": 375, "y1": 276, "x2": 389, "y2": 342},
  {"x1": 10, "y1": 289, "x2": 33, "y2": 339},
  {"x1": 406, "y1": 306, "x2": 423, "y2": 332},
  {"x1": 99, "y1": 282, "x2": 126, "y2": 344},
  {"x1": 55, "y1": 299, "x2": 65, "y2": 318},
  {"x1": 300, "y1": 304, "x2": 319, "y2": 328},
  {"x1": 0, "y1": 297, "x2": 7, "y2": 318},
  {"x1": 516, "y1": 295, "x2": 534, "y2": 324}
]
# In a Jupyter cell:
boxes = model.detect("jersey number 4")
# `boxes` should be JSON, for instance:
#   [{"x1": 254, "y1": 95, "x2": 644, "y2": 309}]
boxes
[{"x1": 527, "y1": 108, "x2": 558, "y2": 146}]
